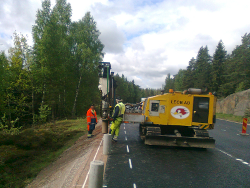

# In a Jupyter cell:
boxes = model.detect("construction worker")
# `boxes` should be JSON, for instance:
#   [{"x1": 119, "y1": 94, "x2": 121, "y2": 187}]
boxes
[
  {"x1": 110, "y1": 98, "x2": 125, "y2": 142},
  {"x1": 87, "y1": 104, "x2": 98, "y2": 138}
]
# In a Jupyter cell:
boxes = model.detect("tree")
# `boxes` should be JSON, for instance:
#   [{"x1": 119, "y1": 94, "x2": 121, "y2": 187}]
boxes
[
  {"x1": 0, "y1": 52, "x2": 9, "y2": 119},
  {"x1": 164, "y1": 73, "x2": 174, "y2": 92},
  {"x1": 5, "y1": 32, "x2": 33, "y2": 127},
  {"x1": 182, "y1": 57, "x2": 195, "y2": 89},
  {"x1": 174, "y1": 69, "x2": 185, "y2": 91},
  {"x1": 194, "y1": 46, "x2": 211, "y2": 89},
  {"x1": 212, "y1": 40, "x2": 227, "y2": 93},
  {"x1": 71, "y1": 12, "x2": 104, "y2": 116}
]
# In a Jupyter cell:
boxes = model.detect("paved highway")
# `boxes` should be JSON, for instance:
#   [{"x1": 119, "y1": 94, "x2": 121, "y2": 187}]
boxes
[{"x1": 103, "y1": 119, "x2": 250, "y2": 188}]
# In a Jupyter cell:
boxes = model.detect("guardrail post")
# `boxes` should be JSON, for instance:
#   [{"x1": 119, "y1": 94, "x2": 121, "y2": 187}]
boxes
[
  {"x1": 103, "y1": 134, "x2": 112, "y2": 155},
  {"x1": 89, "y1": 160, "x2": 104, "y2": 188}
]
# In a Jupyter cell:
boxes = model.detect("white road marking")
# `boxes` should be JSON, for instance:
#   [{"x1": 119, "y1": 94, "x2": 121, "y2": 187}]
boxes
[
  {"x1": 236, "y1": 159, "x2": 243, "y2": 162},
  {"x1": 124, "y1": 126, "x2": 125, "y2": 129},
  {"x1": 125, "y1": 136, "x2": 127, "y2": 141},
  {"x1": 133, "y1": 183, "x2": 137, "y2": 188},
  {"x1": 103, "y1": 186, "x2": 107, "y2": 187},
  {"x1": 127, "y1": 145, "x2": 130, "y2": 153},
  {"x1": 216, "y1": 148, "x2": 250, "y2": 167},
  {"x1": 129, "y1": 158, "x2": 133, "y2": 169},
  {"x1": 82, "y1": 138, "x2": 103, "y2": 188},
  {"x1": 125, "y1": 131, "x2": 126, "y2": 134}
]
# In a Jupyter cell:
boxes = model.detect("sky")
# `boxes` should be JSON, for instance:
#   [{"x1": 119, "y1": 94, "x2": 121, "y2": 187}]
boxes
[{"x1": 1, "y1": 0, "x2": 250, "y2": 88}]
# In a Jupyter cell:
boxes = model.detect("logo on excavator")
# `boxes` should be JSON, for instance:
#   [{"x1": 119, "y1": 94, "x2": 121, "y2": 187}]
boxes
[{"x1": 171, "y1": 106, "x2": 190, "y2": 119}]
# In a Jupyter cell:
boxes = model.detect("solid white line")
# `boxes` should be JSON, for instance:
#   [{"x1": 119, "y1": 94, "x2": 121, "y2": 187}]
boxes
[
  {"x1": 133, "y1": 183, "x2": 137, "y2": 188},
  {"x1": 125, "y1": 136, "x2": 127, "y2": 141},
  {"x1": 125, "y1": 131, "x2": 126, "y2": 134},
  {"x1": 82, "y1": 138, "x2": 103, "y2": 188},
  {"x1": 129, "y1": 158, "x2": 133, "y2": 169},
  {"x1": 127, "y1": 145, "x2": 130, "y2": 153}
]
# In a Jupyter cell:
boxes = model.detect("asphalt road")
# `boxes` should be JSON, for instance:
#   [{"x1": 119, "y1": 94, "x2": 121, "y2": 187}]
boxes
[{"x1": 104, "y1": 120, "x2": 250, "y2": 188}]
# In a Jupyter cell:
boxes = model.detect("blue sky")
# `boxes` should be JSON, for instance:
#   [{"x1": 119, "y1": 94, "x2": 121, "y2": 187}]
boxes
[{"x1": 1, "y1": 0, "x2": 250, "y2": 88}]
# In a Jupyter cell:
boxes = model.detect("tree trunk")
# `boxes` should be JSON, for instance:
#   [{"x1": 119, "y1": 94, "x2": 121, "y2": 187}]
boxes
[{"x1": 72, "y1": 73, "x2": 82, "y2": 117}]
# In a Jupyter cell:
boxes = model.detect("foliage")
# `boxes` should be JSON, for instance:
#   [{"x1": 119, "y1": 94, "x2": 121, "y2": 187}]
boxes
[
  {"x1": 164, "y1": 33, "x2": 250, "y2": 98},
  {"x1": 216, "y1": 113, "x2": 250, "y2": 123},
  {"x1": 0, "y1": 118, "x2": 87, "y2": 188},
  {"x1": 0, "y1": 114, "x2": 21, "y2": 135},
  {"x1": 37, "y1": 105, "x2": 51, "y2": 123},
  {"x1": 114, "y1": 74, "x2": 162, "y2": 103},
  {"x1": 0, "y1": 0, "x2": 105, "y2": 129}
]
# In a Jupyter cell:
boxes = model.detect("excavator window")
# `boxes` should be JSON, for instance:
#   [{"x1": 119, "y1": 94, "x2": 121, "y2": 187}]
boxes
[{"x1": 151, "y1": 103, "x2": 159, "y2": 112}]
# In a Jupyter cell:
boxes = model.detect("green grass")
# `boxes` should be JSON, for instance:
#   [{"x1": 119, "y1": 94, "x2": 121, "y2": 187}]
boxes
[
  {"x1": 0, "y1": 118, "x2": 88, "y2": 188},
  {"x1": 216, "y1": 113, "x2": 250, "y2": 123}
]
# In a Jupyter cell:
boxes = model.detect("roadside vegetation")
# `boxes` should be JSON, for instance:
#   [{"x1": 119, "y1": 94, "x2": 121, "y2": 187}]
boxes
[
  {"x1": 0, "y1": 118, "x2": 87, "y2": 188},
  {"x1": 0, "y1": 0, "x2": 159, "y2": 187},
  {"x1": 216, "y1": 113, "x2": 250, "y2": 123},
  {"x1": 164, "y1": 34, "x2": 250, "y2": 98}
]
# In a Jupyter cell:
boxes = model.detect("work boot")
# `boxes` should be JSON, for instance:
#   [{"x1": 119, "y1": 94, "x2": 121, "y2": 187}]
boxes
[
  {"x1": 87, "y1": 134, "x2": 92, "y2": 138},
  {"x1": 112, "y1": 135, "x2": 118, "y2": 142}
]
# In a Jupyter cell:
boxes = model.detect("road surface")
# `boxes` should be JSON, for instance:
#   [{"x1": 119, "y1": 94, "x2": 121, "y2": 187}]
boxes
[{"x1": 104, "y1": 119, "x2": 250, "y2": 188}]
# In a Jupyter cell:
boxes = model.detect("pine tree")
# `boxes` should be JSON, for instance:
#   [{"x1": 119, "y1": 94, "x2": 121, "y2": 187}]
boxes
[
  {"x1": 212, "y1": 40, "x2": 227, "y2": 93},
  {"x1": 174, "y1": 69, "x2": 185, "y2": 91},
  {"x1": 164, "y1": 73, "x2": 174, "y2": 92},
  {"x1": 194, "y1": 46, "x2": 211, "y2": 89},
  {"x1": 182, "y1": 57, "x2": 195, "y2": 89}
]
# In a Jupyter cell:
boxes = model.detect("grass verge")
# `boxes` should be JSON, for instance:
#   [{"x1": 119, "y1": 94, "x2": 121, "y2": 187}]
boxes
[
  {"x1": 216, "y1": 113, "x2": 250, "y2": 123},
  {"x1": 0, "y1": 118, "x2": 88, "y2": 188}
]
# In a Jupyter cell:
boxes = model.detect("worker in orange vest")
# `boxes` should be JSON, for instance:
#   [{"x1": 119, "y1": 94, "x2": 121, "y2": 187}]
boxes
[{"x1": 86, "y1": 104, "x2": 98, "y2": 138}]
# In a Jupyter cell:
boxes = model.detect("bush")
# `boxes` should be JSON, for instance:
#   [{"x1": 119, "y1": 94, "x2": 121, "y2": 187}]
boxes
[{"x1": 0, "y1": 114, "x2": 21, "y2": 135}]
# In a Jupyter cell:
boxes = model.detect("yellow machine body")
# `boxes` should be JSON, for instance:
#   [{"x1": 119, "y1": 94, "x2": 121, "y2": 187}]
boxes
[
  {"x1": 137, "y1": 91, "x2": 216, "y2": 148},
  {"x1": 143, "y1": 92, "x2": 216, "y2": 129}
]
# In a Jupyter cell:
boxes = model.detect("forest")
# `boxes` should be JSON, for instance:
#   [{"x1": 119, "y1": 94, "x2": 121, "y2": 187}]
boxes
[
  {"x1": 0, "y1": 0, "x2": 160, "y2": 131},
  {"x1": 1, "y1": 0, "x2": 250, "y2": 132},
  {"x1": 164, "y1": 35, "x2": 250, "y2": 97}
]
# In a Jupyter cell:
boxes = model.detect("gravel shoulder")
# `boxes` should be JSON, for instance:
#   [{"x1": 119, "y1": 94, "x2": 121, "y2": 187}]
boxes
[{"x1": 27, "y1": 120, "x2": 106, "y2": 188}]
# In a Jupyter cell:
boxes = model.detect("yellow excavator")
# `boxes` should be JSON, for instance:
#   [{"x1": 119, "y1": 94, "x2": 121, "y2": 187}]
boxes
[{"x1": 124, "y1": 88, "x2": 216, "y2": 148}]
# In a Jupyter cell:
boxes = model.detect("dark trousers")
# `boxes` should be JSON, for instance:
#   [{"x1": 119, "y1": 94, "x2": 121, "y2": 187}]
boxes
[{"x1": 88, "y1": 123, "x2": 96, "y2": 134}]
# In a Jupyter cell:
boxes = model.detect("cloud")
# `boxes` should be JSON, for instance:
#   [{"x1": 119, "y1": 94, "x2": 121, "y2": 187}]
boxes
[
  {"x1": 1, "y1": 0, "x2": 250, "y2": 89},
  {"x1": 98, "y1": 20, "x2": 125, "y2": 54}
]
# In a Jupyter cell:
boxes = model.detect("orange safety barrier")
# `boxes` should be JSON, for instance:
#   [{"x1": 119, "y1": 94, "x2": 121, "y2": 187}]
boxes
[{"x1": 241, "y1": 118, "x2": 249, "y2": 136}]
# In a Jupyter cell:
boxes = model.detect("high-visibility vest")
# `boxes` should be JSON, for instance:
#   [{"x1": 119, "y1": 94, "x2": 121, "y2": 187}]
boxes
[
  {"x1": 87, "y1": 109, "x2": 97, "y2": 124},
  {"x1": 115, "y1": 102, "x2": 125, "y2": 117}
]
